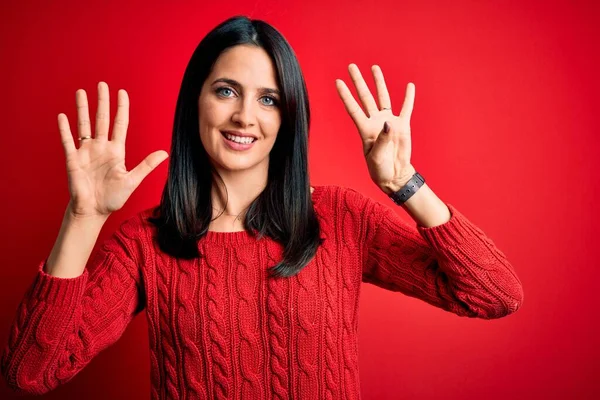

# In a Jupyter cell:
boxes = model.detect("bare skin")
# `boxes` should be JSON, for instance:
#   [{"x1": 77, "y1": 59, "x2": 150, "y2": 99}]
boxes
[{"x1": 45, "y1": 83, "x2": 168, "y2": 277}]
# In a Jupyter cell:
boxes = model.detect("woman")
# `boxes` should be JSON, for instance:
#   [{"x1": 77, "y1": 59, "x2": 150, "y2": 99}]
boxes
[{"x1": 1, "y1": 15, "x2": 523, "y2": 399}]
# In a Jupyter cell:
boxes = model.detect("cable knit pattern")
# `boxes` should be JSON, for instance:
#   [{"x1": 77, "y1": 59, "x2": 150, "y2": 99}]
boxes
[
  {"x1": 340, "y1": 193, "x2": 366, "y2": 399},
  {"x1": 294, "y1": 249, "x2": 320, "y2": 400},
  {"x1": 319, "y1": 202, "x2": 340, "y2": 400},
  {"x1": 354, "y1": 187, "x2": 524, "y2": 318},
  {"x1": 1, "y1": 215, "x2": 142, "y2": 395},
  {"x1": 265, "y1": 240, "x2": 290, "y2": 399},
  {"x1": 1, "y1": 185, "x2": 524, "y2": 398},
  {"x1": 177, "y1": 254, "x2": 207, "y2": 399},
  {"x1": 233, "y1": 246, "x2": 264, "y2": 399},
  {"x1": 156, "y1": 253, "x2": 179, "y2": 398},
  {"x1": 204, "y1": 245, "x2": 231, "y2": 399}
]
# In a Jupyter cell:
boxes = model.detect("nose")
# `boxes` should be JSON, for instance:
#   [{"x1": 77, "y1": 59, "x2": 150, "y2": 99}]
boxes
[{"x1": 231, "y1": 96, "x2": 256, "y2": 128}]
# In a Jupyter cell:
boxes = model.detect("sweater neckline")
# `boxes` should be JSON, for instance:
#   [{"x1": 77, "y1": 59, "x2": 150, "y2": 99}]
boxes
[{"x1": 201, "y1": 185, "x2": 324, "y2": 245}]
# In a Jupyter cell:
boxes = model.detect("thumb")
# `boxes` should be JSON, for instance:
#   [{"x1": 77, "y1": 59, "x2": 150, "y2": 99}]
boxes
[
  {"x1": 128, "y1": 150, "x2": 169, "y2": 189},
  {"x1": 369, "y1": 121, "x2": 393, "y2": 156}
]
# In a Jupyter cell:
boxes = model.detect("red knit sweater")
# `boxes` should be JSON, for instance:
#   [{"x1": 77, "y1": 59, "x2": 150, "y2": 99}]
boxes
[{"x1": 1, "y1": 185, "x2": 523, "y2": 399}]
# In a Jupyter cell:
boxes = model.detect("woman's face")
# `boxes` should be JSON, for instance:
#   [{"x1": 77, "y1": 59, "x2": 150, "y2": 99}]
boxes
[{"x1": 198, "y1": 44, "x2": 282, "y2": 173}]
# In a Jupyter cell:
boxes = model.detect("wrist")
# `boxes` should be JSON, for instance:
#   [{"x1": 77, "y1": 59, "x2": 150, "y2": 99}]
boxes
[
  {"x1": 386, "y1": 168, "x2": 426, "y2": 206},
  {"x1": 64, "y1": 202, "x2": 109, "y2": 228},
  {"x1": 379, "y1": 165, "x2": 417, "y2": 195}
]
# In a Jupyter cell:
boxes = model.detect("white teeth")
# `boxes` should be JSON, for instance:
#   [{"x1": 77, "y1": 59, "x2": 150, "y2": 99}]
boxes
[{"x1": 225, "y1": 133, "x2": 255, "y2": 144}]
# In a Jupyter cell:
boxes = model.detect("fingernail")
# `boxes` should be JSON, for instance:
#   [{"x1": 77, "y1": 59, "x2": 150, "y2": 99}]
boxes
[{"x1": 383, "y1": 121, "x2": 390, "y2": 133}]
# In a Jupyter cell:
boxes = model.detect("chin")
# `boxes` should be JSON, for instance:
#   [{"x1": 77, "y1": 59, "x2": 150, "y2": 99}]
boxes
[{"x1": 213, "y1": 154, "x2": 264, "y2": 172}]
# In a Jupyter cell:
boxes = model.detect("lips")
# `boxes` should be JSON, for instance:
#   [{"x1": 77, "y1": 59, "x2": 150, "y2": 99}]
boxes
[
  {"x1": 220, "y1": 130, "x2": 258, "y2": 140},
  {"x1": 220, "y1": 130, "x2": 257, "y2": 151}
]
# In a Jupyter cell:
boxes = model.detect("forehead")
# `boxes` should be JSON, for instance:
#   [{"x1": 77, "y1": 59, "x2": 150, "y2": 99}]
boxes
[{"x1": 209, "y1": 45, "x2": 279, "y2": 89}]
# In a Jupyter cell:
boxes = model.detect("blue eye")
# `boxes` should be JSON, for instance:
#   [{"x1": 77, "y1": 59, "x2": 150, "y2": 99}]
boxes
[
  {"x1": 216, "y1": 87, "x2": 234, "y2": 97},
  {"x1": 261, "y1": 96, "x2": 278, "y2": 107},
  {"x1": 216, "y1": 86, "x2": 278, "y2": 107}
]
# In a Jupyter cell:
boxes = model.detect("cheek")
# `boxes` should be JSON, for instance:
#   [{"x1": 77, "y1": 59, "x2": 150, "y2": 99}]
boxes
[
  {"x1": 198, "y1": 99, "x2": 223, "y2": 136},
  {"x1": 260, "y1": 113, "x2": 282, "y2": 140}
]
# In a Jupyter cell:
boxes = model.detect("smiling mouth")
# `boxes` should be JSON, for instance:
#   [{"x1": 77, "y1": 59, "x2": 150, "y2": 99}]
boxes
[{"x1": 220, "y1": 131, "x2": 257, "y2": 144}]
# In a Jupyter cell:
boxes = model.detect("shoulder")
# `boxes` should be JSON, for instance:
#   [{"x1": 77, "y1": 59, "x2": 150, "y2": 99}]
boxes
[{"x1": 312, "y1": 185, "x2": 391, "y2": 245}]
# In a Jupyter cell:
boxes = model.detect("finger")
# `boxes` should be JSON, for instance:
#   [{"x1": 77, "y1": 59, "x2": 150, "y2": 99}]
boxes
[
  {"x1": 372, "y1": 65, "x2": 392, "y2": 111},
  {"x1": 112, "y1": 89, "x2": 129, "y2": 143},
  {"x1": 348, "y1": 63, "x2": 379, "y2": 116},
  {"x1": 127, "y1": 150, "x2": 169, "y2": 189},
  {"x1": 335, "y1": 79, "x2": 367, "y2": 129},
  {"x1": 399, "y1": 82, "x2": 415, "y2": 120},
  {"x1": 57, "y1": 113, "x2": 76, "y2": 156},
  {"x1": 76, "y1": 89, "x2": 92, "y2": 139},
  {"x1": 95, "y1": 82, "x2": 110, "y2": 140}
]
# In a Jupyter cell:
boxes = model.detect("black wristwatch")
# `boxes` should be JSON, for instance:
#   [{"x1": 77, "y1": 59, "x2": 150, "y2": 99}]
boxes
[{"x1": 389, "y1": 172, "x2": 425, "y2": 205}]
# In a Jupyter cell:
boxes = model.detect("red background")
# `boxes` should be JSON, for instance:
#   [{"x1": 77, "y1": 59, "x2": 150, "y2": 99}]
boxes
[{"x1": 1, "y1": 0, "x2": 599, "y2": 399}]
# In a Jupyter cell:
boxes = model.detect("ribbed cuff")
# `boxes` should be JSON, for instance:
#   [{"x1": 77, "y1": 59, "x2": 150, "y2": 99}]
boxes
[{"x1": 29, "y1": 260, "x2": 89, "y2": 306}]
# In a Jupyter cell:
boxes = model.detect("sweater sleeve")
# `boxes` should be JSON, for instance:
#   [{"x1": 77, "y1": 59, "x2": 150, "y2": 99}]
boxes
[
  {"x1": 356, "y1": 190, "x2": 524, "y2": 319},
  {"x1": 0, "y1": 213, "x2": 147, "y2": 395}
]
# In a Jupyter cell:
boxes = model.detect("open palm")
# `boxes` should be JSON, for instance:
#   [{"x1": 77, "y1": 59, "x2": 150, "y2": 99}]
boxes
[{"x1": 58, "y1": 82, "x2": 168, "y2": 219}]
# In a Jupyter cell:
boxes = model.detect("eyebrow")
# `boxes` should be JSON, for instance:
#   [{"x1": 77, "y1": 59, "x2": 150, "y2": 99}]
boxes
[{"x1": 211, "y1": 78, "x2": 280, "y2": 96}]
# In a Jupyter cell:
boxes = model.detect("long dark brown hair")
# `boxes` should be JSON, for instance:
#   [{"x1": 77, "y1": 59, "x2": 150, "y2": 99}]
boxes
[{"x1": 148, "y1": 15, "x2": 322, "y2": 278}]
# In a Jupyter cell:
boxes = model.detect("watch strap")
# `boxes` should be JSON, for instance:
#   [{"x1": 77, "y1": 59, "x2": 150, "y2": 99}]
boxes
[{"x1": 389, "y1": 172, "x2": 425, "y2": 205}]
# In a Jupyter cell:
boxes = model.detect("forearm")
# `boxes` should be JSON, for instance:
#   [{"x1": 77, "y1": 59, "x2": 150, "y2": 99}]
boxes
[
  {"x1": 399, "y1": 183, "x2": 451, "y2": 228},
  {"x1": 45, "y1": 200, "x2": 108, "y2": 278}
]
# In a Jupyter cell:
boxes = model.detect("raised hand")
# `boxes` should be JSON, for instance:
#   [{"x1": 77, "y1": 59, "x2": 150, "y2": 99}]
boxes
[
  {"x1": 335, "y1": 63, "x2": 417, "y2": 194},
  {"x1": 58, "y1": 82, "x2": 168, "y2": 219}
]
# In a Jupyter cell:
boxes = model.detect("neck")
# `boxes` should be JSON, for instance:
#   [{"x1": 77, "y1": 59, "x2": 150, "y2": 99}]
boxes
[{"x1": 210, "y1": 163, "x2": 269, "y2": 220}]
